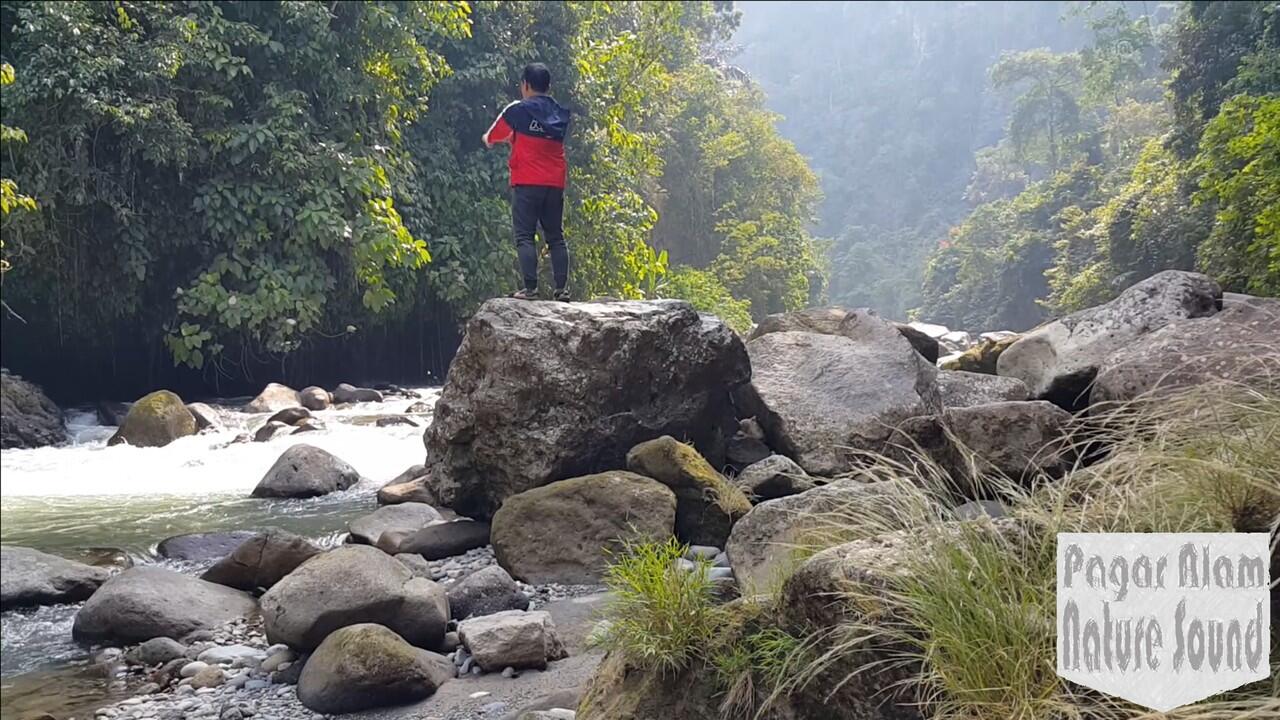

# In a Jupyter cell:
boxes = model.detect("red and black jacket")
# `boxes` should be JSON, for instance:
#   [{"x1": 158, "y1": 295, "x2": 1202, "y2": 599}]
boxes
[{"x1": 484, "y1": 95, "x2": 570, "y2": 188}]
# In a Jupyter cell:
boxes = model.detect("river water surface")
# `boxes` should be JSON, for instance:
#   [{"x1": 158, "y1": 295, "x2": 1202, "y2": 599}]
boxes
[{"x1": 0, "y1": 390, "x2": 439, "y2": 718}]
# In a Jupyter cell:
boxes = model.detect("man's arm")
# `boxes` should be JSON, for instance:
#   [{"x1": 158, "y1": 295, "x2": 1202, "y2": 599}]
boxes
[{"x1": 482, "y1": 102, "x2": 519, "y2": 147}]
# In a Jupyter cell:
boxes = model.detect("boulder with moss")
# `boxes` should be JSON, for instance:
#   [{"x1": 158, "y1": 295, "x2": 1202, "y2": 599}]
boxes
[
  {"x1": 626, "y1": 436, "x2": 751, "y2": 546},
  {"x1": 491, "y1": 471, "x2": 676, "y2": 584},
  {"x1": 297, "y1": 623, "x2": 454, "y2": 714},
  {"x1": 107, "y1": 390, "x2": 197, "y2": 448},
  {"x1": 938, "y1": 335, "x2": 1019, "y2": 374}
]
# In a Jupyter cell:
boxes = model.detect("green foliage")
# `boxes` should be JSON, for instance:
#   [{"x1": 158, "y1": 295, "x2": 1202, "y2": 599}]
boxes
[
  {"x1": 2, "y1": 0, "x2": 811, "y2": 371},
  {"x1": 991, "y1": 49, "x2": 1085, "y2": 172},
  {"x1": 594, "y1": 537, "x2": 723, "y2": 675},
  {"x1": 1, "y1": 62, "x2": 37, "y2": 274},
  {"x1": 1194, "y1": 94, "x2": 1280, "y2": 296},
  {"x1": 658, "y1": 266, "x2": 752, "y2": 333},
  {"x1": 921, "y1": 1, "x2": 1280, "y2": 329}
]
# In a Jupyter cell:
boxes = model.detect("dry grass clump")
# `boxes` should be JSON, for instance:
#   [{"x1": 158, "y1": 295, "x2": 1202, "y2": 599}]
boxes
[{"x1": 776, "y1": 381, "x2": 1280, "y2": 720}]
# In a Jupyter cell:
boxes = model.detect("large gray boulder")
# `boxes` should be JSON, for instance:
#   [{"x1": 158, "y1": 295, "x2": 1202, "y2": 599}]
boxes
[
  {"x1": 1, "y1": 546, "x2": 111, "y2": 609},
  {"x1": 1091, "y1": 298, "x2": 1280, "y2": 404},
  {"x1": 1, "y1": 370, "x2": 66, "y2": 449},
  {"x1": 997, "y1": 270, "x2": 1221, "y2": 408},
  {"x1": 107, "y1": 390, "x2": 197, "y2": 448},
  {"x1": 457, "y1": 610, "x2": 567, "y2": 672},
  {"x1": 749, "y1": 306, "x2": 940, "y2": 363},
  {"x1": 889, "y1": 401, "x2": 1074, "y2": 494},
  {"x1": 424, "y1": 299, "x2": 749, "y2": 519},
  {"x1": 380, "y1": 520, "x2": 491, "y2": 560},
  {"x1": 251, "y1": 444, "x2": 360, "y2": 498},
  {"x1": 735, "y1": 313, "x2": 942, "y2": 475},
  {"x1": 734, "y1": 454, "x2": 815, "y2": 502},
  {"x1": 244, "y1": 383, "x2": 301, "y2": 414},
  {"x1": 490, "y1": 471, "x2": 676, "y2": 584},
  {"x1": 936, "y1": 371, "x2": 1029, "y2": 408},
  {"x1": 725, "y1": 480, "x2": 917, "y2": 594},
  {"x1": 156, "y1": 530, "x2": 258, "y2": 562},
  {"x1": 625, "y1": 436, "x2": 751, "y2": 547},
  {"x1": 200, "y1": 529, "x2": 322, "y2": 593},
  {"x1": 72, "y1": 566, "x2": 256, "y2": 643},
  {"x1": 332, "y1": 383, "x2": 384, "y2": 404},
  {"x1": 260, "y1": 545, "x2": 449, "y2": 650},
  {"x1": 297, "y1": 624, "x2": 454, "y2": 714},
  {"x1": 447, "y1": 566, "x2": 529, "y2": 621},
  {"x1": 347, "y1": 503, "x2": 443, "y2": 546}
]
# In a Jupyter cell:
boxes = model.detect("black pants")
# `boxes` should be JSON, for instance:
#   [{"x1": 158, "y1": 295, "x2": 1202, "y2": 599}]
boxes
[{"x1": 512, "y1": 185, "x2": 569, "y2": 292}]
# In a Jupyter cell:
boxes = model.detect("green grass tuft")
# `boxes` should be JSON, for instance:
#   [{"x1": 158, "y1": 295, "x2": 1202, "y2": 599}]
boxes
[{"x1": 593, "y1": 536, "x2": 723, "y2": 676}]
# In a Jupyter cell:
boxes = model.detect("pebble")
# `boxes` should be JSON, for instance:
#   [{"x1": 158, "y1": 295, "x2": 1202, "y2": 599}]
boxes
[
  {"x1": 501, "y1": 666, "x2": 516, "y2": 678},
  {"x1": 708, "y1": 566, "x2": 734, "y2": 581},
  {"x1": 685, "y1": 545, "x2": 720, "y2": 560},
  {"x1": 714, "y1": 552, "x2": 730, "y2": 568},
  {"x1": 180, "y1": 661, "x2": 209, "y2": 678}
]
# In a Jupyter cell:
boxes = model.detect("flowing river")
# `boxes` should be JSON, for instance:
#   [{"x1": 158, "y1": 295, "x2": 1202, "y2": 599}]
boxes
[{"x1": 0, "y1": 390, "x2": 440, "y2": 719}]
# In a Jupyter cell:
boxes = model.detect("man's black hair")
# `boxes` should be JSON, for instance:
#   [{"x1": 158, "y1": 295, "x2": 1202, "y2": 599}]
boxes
[{"x1": 522, "y1": 63, "x2": 551, "y2": 93}]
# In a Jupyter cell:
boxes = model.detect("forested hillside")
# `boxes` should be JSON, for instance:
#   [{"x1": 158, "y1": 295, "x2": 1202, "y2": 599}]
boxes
[
  {"x1": 736, "y1": 0, "x2": 1279, "y2": 329},
  {"x1": 0, "y1": 1, "x2": 820, "y2": 400}
]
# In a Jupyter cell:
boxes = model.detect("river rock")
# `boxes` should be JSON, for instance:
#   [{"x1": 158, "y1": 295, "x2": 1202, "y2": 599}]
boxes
[
  {"x1": 725, "y1": 418, "x2": 772, "y2": 469},
  {"x1": 260, "y1": 545, "x2": 449, "y2": 650},
  {"x1": 748, "y1": 306, "x2": 941, "y2": 363},
  {"x1": 73, "y1": 566, "x2": 256, "y2": 644},
  {"x1": 774, "y1": 529, "x2": 931, "y2": 719},
  {"x1": 347, "y1": 503, "x2": 443, "y2": 546},
  {"x1": 200, "y1": 529, "x2": 322, "y2": 593},
  {"x1": 107, "y1": 390, "x2": 197, "y2": 448},
  {"x1": 447, "y1": 566, "x2": 529, "y2": 620},
  {"x1": 936, "y1": 370, "x2": 1029, "y2": 408},
  {"x1": 265, "y1": 407, "x2": 310, "y2": 426},
  {"x1": 424, "y1": 299, "x2": 749, "y2": 519},
  {"x1": 0, "y1": 369, "x2": 66, "y2": 449},
  {"x1": 736, "y1": 314, "x2": 942, "y2": 475},
  {"x1": 185, "y1": 402, "x2": 222, "y2": 431},
  {"x1": 332, "y1": 383, "x2": 384, "y2": 404},
  {"x1": 291, "y1": 418, "x2": 325, "y2": 434},
  {"x1": 1091, "y1": 298, "x2": 1280, "y2": 404},
  {"x1": 997, "y1": 270, "x2": 1221, "y2": 408},
  {"x1": 189, "y1": 665, "x2": 226, "y2": 689},
  {"x1": 376, "y1": 415, "x2": 419, "y2": 427},
  {"x1": 253, "y1": 421, "x2": 291, "y2": 442},
  {"x1": 726, "y1": 480, "x2": 917, "y2": 594},
  {"x1": 381, "y1": 520, "x2": 491, "y2": 559},
  {"x1": 378, "y1": 477, "x2": 437, "y2": 506},
  {"x1": 1, "y1": 546, "x2": 111, "y2": 609},
  {"x1": 297, "y1": 623, "x2": 454, "y2": 714},
  {"x1": 406, "y1": 400, "x2": 433, "y2": 413},
  {"x1": 244, "y1": 383, "x2": 301, "y2": 414},
  {"x1": 457, "y1": 610, "x2": 566, "y2": 672},
  {"x1": 734, "y1": 454, "x2": 814, "y2": 501},
  {"x1": 126, "y1": 637, "x2": 188, "y2": 667},
  {"x1": 490, "y1": 471, "x2": 676, "y2": 584},
  {"x1": 939, "y1": 335, "x2": 1019, "y2": 374},
  {"x1": 299, "y1": 386, "x2": 331, "y2": 411},
  {"x1": 251, "y1": 444, "x2": 360, "y2": 498},
  {"x1": 890, "y1": 401, "x2": 1074, "y2": 492},
  {"x1": 395, "y1": 554, "x2": 435, "y2": 579},
  {"x1": 625, "y1": 436, "x2": 751, "y2": 546},
  {"x1": 156, "y1": 530, "x2": 258, "y2": 562}
]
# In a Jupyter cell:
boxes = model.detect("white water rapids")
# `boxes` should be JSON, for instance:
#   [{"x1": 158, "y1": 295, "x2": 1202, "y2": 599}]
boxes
[{"x1": 0, "y1": 389, "x2": 440, "y2": 693}]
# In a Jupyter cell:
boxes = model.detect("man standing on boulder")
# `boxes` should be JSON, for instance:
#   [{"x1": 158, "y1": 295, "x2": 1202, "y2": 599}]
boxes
[{"x1": 483, "y1": 63, "x2": 572, "y2": 301}]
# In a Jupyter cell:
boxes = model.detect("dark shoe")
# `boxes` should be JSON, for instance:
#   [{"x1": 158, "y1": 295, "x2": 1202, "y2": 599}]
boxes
[
  {"x1": 553, "y1": 288, "x2": 571, "y2": 302},
  {"x1": 510, "y1": 288, "x2": 537, "y2": 300}
]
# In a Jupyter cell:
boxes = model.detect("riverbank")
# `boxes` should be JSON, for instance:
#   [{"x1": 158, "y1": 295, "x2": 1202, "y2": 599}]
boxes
[{"x1": 1, "y1": 392, "x2": 440, "y2": 716}]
